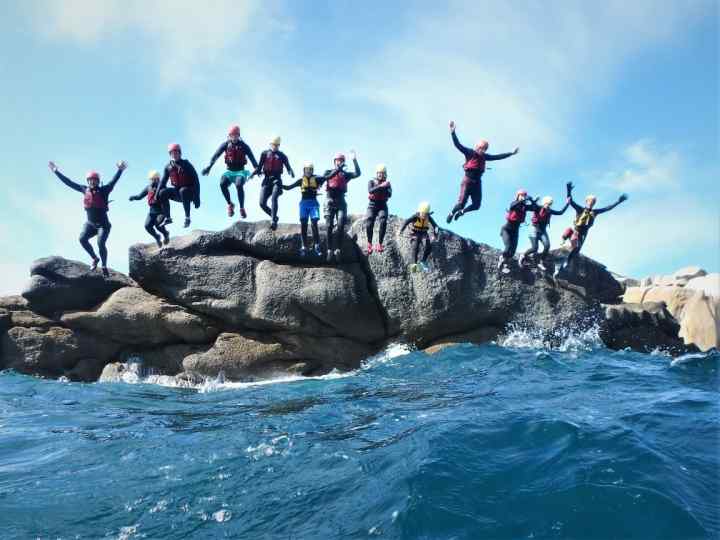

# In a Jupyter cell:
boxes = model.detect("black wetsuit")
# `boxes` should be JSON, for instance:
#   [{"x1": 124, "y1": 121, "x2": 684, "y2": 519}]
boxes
[
  {"x1": 323, "y1": 159, "x2": 361, "y2": 253},
  {"x1": 500, "y1": 199, "x2": 535, "y2": 261},
  {"x1": 523, "y1": 200, "x2": 570, "y2": 261},
  {"x1": 54, "y1": 169, "x2": 123, "y2": 268},
  {"x1": 130, "y1": 183, "x2": 169, "y2": 245},
  {"x1": 401, "y1": 213, "x2": 439, "y2": 264},
  {"x1": 204, "y1": 139, "x2": 258, "y2": 209},
  {"x1": 563, "y1": 196, "x2": 626, "y2": 269},
  {"x1": 255, "y1": 149, "x2": 294, "y2": 224},
  {"x1": 160, "y1": 159, "x2": 200, "y2": 221},
  {"x1": 284, "y1": 174, "x2": 327, "y2": 250},
  {"x1": 449, "y1": 132, "x2": 514, "y2": 219},
  {"x1": 366, "y1": 179, "x2": 392, "y2": 246}
]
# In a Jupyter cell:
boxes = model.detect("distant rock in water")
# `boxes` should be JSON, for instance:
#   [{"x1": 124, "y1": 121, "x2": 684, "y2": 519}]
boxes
[{"x1": 0, "y1": 218, "x2": 702, "y2": 382}]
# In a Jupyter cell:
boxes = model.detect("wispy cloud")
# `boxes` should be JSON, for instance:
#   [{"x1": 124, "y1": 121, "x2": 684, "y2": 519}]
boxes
[{"x1": 601, "y1": 140, "x2": 681, "y2": 192}]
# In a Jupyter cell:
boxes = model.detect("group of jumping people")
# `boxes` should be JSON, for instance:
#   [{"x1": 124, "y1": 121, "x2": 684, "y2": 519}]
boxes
[{"x1": 47, "y1": 121, "x2": 627, "y2": 277}]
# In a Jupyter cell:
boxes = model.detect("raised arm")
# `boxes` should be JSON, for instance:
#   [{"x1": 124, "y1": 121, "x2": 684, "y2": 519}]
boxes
[
  {"x1": 243, "y1": 141, "x2": 259, "y2": 169},
  {"x1": 346, "y1": 151, "x2": 360, "y2": 180},
  {"x1": 52, "y1": 170, "x2": 86, "y2": 193},
  {"x1": 104, "y1": 161, "x2": 127, "y2": 192},
  {"x1": 129, "y1": 186, "x2": 149, "y2": 201},
  {"x1": 594, "y1": 194, "x2": 628, "y2": 215},
  {"x1": 202, "y1": 142, "x2": 228, "y2": 175},
  {"x1": 551, "y1": 199, "x2": 571, "y2": 215}
]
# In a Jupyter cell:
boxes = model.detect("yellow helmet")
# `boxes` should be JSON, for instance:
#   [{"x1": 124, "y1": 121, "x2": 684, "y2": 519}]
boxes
[
  {"x1": 148, "y1": 170, "x2": 160, "y2": 181},
  {"x1": 418, "y1": 201, "x2": 431, "y2": 214},
  {"x1": 542, "y1": 196, "x2": 553, "y2": 206},
  {"x1": 303, "y1": 161, "x2": 314, "y2": 171},
  {"x1": 376, "y1": 163, "x2": 387, "y2": 174},
  {"x1": 270, "y1": 136, "x2": 281, "y2": 145}
]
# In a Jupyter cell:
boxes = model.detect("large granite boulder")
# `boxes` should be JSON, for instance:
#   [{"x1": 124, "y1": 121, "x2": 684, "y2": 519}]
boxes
[
  {"x1": 685, "y1": 273, "x2": 719, "y2": 298},
  {"x1": 21, "y1": 257, "x2": 135, "y2": 316},
  {"x1": 678, "y1": 291, "x2": 719, "y2": 352},
  {"x1": 61, "y1": 287, "x2": 219, "y2": 346}
]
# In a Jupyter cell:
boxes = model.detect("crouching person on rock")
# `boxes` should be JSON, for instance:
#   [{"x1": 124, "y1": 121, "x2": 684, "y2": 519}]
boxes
[
  {"x1": 129, "y1": 170, "x2": 170, "y2": 249},
  {"x1": 161, "y1": 143, "x2": 201, "y2": 229},
  {"x1": 498, "y1": 189, "x2": 536, "y2": 274},
  {"x1": 48, "y1": 159, "x2": 127, "y2": 277},
  {"x1": 400, "y1": 201, "x2": 439, "y2": 273}
]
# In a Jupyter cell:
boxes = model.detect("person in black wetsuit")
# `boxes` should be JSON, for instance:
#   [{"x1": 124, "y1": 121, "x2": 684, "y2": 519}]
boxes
[
  {"x1": 498, "y1": 189, "x2": 537, "y2": 274},
  {"x1": 556, "y1": 183, "x2": 629, "y2": 276},
  {"x1": 129, "y1": 170, "x2": 170, "y2": 248},
  {"x1": 365, "y1": 164, "x2": 392, "y2": 255},
  {"x1": 252, "y1": 136, "x2": 294, "y2": 231},
  {"x1": 201, "y1": 124, "x2": 258, "y2": 220},
  {"x1": 48, "y1": 159, "x2": 127, "y2": 277},
  {"x1": 400, "y1": 201, "x2": 440, "y2": 272},
  {"x1": 160, "y1": 143, "x2": 200, "y2": 228},
  {"x1": 519, "y1": 186, "x2": 571, "y2": 270},
  {"x1": 323, "y1": 150, "x2": 361, "y2": 263},
  {"x1": 283, "y1": 162, "x2": 326, "y2": 256},
  {"x1": 446, "y1": 120, "x2": 519, "y2": 223}
]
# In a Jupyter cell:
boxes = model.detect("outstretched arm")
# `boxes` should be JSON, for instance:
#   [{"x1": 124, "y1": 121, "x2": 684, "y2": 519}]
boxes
[
  {"x1": 51, "y1": 168, "x2": 86, "y2": 193},
  {"x1": 484, "y1": 150, "x2": 518, "y2": 161},
  {"x1": 551, "y1": 199, "x2": 571, "y2": 216},
  {"x1": 594, "y1": 194, "x2": 628, "y2": 215},
  {"x1": 129, "y1": 186, "x2": 149, "y2": 201},
  {"x1": 283, "y1": 179, "x2": 301, "y2": 191},
  {"x1": 202, "y1": 142, "x2": 228, "y2": 175},
  {"x1": 451, "y1": 131, "x2": 472, "y2": 156}
]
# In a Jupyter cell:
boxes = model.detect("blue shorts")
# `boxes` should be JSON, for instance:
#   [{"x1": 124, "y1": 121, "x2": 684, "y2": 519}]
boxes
[{"x1": 299, "y1": 199, "x2": 320, "y2": 221}]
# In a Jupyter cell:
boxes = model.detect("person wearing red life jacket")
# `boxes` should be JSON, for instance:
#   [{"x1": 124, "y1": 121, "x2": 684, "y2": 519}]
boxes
[
  {"x1": 160, "y1": 143, "x2": 201, "y2": 228},
  {"x1": 129, "y1": 170, "x2": 170, "y2": 248},
  {"x1": 365, "y1": 164, "x2": 392, "y2": 255},
  {"x1": 48, "y1": 159, "x2": 127, "y2": 277},
  {"x1": 322, "y1": 150, "x2": 361, "y2": 263},
  {"x1": 498, "y1": 189, "x2": 536, "y2": 274},
  {"x1": 556, "y1": 182, "x2": 629, "y2": 276},
  {"x1": 252, "y1": 136, "x2": 294, "y2": 231},
  {"x1": 519, "y1": 185, "x2": 571, "y2": 271},
  {"x1": 446, "y1": 121, "x2": 519, "y2": 224},
  {"x1": 201, "y1": 124, "x2": 258, "y2": 220}
]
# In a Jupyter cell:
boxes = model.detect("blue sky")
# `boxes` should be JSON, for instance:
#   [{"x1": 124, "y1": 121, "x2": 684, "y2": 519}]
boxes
[{"x1": 0, "y1": 0, "x2": 717, "y2": 294}]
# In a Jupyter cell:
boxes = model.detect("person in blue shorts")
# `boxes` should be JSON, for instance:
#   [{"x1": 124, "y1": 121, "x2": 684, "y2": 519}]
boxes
[{"x1": 283, "y1": 162, "x2": 326, "y2": 256}]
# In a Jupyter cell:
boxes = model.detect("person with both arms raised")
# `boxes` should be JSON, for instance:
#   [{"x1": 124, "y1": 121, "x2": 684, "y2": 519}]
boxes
[
  {"x1": 498, "y1": 189, "x2": 536, "y2": 274},
  {"x1": 201, "y1": 124, "x2": 258, "y2": 220},
  {"x1": 446, "y1": 120, "x2": 519, "y2": 223},
  {"x1": 48, "y1": 159, "x2": 127, "y2": 277},
  {"x1": 400, "y1": 201, "x2": 439, "y2": 273},
  {"x1": 252, "y1": 136, "x2": 294, "y2": 231},
  {"x1": 283, "y1": 161, "x2": 326, "y2": 256},
  {"x1": 161, "y1": 143, "x2": 200, "y2": 228},
  {"x1": 365, "y1": 164, "x2": 392, "y2": 255},
  {"x1": 129, "y1": 170, "x2": 170, "y2": 249},
  {"x1": 556, "y1": 183, "x2": 628, "y2": 276},
  {"x1": 323, "y1": 150, "x2": 360, "y2": 263},
  {"x1": 519, "y1": 186, "x2": 571, "y2": 271}
]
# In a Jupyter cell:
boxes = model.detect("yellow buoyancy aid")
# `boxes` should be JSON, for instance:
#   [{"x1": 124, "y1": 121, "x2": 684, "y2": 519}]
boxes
[
  {"x1": 413, "y1": 214, "x2": 430, "y2": 231},
  {"x1": 301, "y1": 175, "x2": 319, "y2": 193},
  {"x1": 574, "y1": 208, "x2": 595, "y2": 228}
]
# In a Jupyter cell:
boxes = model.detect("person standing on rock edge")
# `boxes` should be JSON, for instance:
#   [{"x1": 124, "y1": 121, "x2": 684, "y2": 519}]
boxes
[
  {"x1": 129, "y1": 170, "x2": 170, "y2": 249},
  {"x1": 498, "y1": 189, "x2": 536, "y2": 274},
  {"x1": 519, "y1": 187, "x2": 571, "y2": 271},
  {"x1": 365, "y1": 164, "x2": 392, "y2": 255},
  {"x1": 160, "y1": 143, "x2": 201, "y2": 229},
  {"x1": 283, "y1": 161, "x2": 326, "y2": 257},
  {"x1": 400, "y1": 201, "x2": 439, "y2": 273},
  {"x1": 48, "y1": 160, "x2": 127, "y2": 277},
  {"x1": 446, "y1": 120, "x2": 519, "y2": 224},
  {"x1": 323, "y1": 150, "x2": 361, "y2": 263},
  {"x1": 556, "y1": 183, "x2": 628, "y2": 277},
  {"x1": 201, "y1": 124, "x2": 259, "y2": 220},
  {"x1": 252, "y1": 136, "x2": 294, "y2": 231}
]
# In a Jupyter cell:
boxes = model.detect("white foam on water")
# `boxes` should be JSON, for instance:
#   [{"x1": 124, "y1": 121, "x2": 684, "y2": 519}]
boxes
[
  {"x1": 500, "y1": 323, "x2": 603, "y2": 353},
  {"x1": 670, "y1": 352, "x2": 713, "y2": 367}
]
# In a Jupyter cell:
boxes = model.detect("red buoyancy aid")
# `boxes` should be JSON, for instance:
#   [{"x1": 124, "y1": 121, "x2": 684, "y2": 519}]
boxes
[
  {"x1": 532, "y1": 207, "x2": 551, "y2": 226},
  {"x1": 169, "y1": 163, "x2": 192, "y2": 187},
  {"x1": 225, "y1": 141, "x2": 246, "y2": 168},
  {"x1": 83, "y1": 188, "x2": 107, "y2": 210},
  {"x1": 506, "y1": 205, "x2": 527, "y2": 224},
  {"x1": 147, "y1": 187, "x2": 158, "y2": 206},
  {"x1": 263, "y1": 152, "x2": 283, "y2": 175},
  {"x1": 463, "y1": 153, "x2": 486, "y2": 175},
  {"x1": 327, "y1": 169, "x2": 348, "y2": 192},
  {"x1": 368, "y1": 180, "x2": 390, "y2": 202}
]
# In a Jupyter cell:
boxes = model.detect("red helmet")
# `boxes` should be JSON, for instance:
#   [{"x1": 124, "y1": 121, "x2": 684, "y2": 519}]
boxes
[
  {"x1": 475, "y1": 140, "x2": 489, "y2": 152},
  {"x1": 228, "y1": 125, "x2": 240, "y2": 137},
  {"x1": 334, "y1": 153, "x2": 346, "y2": 163},
  {"x1": 168, "y1": 143, "x2": 182, "y2": 154},
  {"x1": 86, "y1": 170, "x2": 100, "y2": 181}
]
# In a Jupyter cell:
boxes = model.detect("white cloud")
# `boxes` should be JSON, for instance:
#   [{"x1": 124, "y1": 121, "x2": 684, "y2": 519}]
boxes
[{"x1": 600, "y1": 140, "x2": 681, "y2": 192}]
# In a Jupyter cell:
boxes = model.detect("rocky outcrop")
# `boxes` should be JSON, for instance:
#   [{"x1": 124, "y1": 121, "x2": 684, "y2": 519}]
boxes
[
  {"x1": 22, "y1": 257, "x2": 135, "y2": 316},
  {"x1": 3, "y1": 218, "x2": 701, "y2": 383}
]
